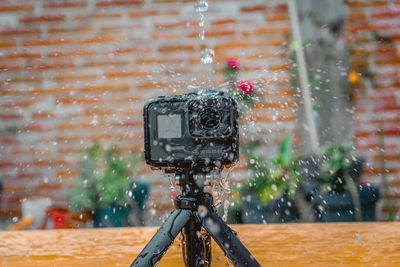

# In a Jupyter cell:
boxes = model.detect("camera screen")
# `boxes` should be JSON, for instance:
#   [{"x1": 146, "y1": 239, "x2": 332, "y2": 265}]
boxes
[{"x1": 157, "y1": 114, "x2": 182, "y2": 139}]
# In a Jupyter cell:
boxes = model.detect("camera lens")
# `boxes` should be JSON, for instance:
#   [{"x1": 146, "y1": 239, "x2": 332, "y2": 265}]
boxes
[{"x1": 200, "y1": 108, "x2": 220, "y2": 130}]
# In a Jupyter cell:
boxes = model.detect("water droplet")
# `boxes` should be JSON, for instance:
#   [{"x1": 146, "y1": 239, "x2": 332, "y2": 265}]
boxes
[
  {"x1": 199, "y1": 29, "x2": 205, "y2": 40},
  {"x1": 201, "y1": 48, "x2": 214, "y2": 64},
  {"x1": 195, "y1": 0, "x2": 209, "y2": 13}
]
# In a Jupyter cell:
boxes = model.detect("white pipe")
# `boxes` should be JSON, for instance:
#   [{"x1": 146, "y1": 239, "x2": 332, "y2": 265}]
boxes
[{"x1": 287, "y1": 0, "x2": 320, "y2": 153}]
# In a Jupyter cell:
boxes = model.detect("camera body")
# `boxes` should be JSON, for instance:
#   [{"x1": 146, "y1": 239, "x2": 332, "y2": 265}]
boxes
[{"x1": 143, "y1": 90, "x2": 239, "y2": 173}]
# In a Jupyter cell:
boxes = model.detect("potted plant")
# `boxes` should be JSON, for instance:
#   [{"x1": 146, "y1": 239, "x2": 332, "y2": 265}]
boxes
[
  {"x1": 316, "y1": 141, "x2": 379, "y2": 222},
  {"x1": 69, "y1": 143, "x2": 145, "y2": 227},
  {"x1": 240, "y1": 135, "x2": 306, "y2": 223}
]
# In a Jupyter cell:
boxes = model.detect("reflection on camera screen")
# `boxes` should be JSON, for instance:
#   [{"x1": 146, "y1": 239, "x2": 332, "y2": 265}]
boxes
[{"x1": 157, "y1": 114, "x2": 182, "y2": 139}]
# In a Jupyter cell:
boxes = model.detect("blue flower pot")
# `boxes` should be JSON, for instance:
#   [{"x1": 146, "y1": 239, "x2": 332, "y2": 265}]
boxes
[
  {"x1": 94, "y1": 205, "x2": 130, "y2": 228},
  {"x1": 241, "y1": 193, "x2": 299, "y2": 224},
  {"x1": 316, "y1": 185, "x2": 380, "y2": 222}
]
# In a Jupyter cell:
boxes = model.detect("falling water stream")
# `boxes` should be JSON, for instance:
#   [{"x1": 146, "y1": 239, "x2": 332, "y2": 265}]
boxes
[
  {"x1": 194, "y1": 0, "x2": 233, "y2": 222},
  {"x1": 195, "y1": 0, "x2": 214, "y2": 65}
]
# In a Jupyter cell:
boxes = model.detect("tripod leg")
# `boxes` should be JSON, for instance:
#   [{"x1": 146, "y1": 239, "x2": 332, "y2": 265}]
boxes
[
  {"x1": 181, "y1": 216, "x2": 211, "y2": 267},
  {"x1": 196, "y1": 209, "x2": 261, "y2": 267},
  {"x1": 131, "y1": 209, "x2": 192, "y2": 267}
]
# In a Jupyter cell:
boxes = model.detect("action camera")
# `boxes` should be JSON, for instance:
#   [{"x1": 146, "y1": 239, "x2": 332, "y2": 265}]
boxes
[{"x1": 143, "y1": 90, "x2": 239, "y2": 173}]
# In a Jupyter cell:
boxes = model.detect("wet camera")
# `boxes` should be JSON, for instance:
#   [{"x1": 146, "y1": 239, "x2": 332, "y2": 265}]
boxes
[{"x1": 143, "y1": 90, "x2": 239, "y2": 172}]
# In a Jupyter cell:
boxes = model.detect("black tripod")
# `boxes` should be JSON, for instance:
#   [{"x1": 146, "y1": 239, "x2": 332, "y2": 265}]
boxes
[{"x1": 131, "y1": 168, "x2": 261, "y2": 267}]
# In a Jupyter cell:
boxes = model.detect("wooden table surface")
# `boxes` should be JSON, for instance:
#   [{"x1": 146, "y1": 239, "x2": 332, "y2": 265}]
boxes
[{"x1": 1, "y1": 222, "x2": 399, "y2": 266}]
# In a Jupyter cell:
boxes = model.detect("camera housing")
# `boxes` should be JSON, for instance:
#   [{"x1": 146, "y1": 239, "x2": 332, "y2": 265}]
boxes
[{"x1": 143, "y1": 90, "x2": 239, "y2": 173}]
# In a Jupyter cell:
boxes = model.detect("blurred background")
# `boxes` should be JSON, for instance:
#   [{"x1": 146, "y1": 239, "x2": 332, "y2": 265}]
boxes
[{"x1": 0, "y1": 0, "x2": 399, "y2": 229}]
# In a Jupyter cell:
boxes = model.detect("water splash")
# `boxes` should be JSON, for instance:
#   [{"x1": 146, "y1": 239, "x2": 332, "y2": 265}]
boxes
[
  {"x1": 201, "y1": 48, "x2": 214, "y2": 64},
  {"x1": 210, "y1": 168, "x2": 233, "y2": 221},
  {"x1": 194, "y1": 0, "x2": 209, "y2": 13}
]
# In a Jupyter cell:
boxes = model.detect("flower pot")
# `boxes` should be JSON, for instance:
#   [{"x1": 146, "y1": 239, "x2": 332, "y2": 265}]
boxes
[
  {"x1": 93, "y1": 205, "x2": 131, "y2": 228},
  {"x1": 316, "y1": 185, "x2": 380, "y2": 222},
  {"x1": 241, "y1": 193, "x2": 299, "y2": 224},
  {"x1": 297, "y1": 156, "x2": 364, "y2": 199},
  {"x1": 48, "y1": 208, "x2": 73, "y2": 229}
]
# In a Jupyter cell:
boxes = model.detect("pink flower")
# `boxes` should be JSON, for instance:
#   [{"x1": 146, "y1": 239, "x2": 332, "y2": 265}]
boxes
[
  {"x1": 225, "y1": 58, "x2": 240, "y2": 70},
  {"x1": 236, "y1": 80, "x2": 254, "y2": 94}
]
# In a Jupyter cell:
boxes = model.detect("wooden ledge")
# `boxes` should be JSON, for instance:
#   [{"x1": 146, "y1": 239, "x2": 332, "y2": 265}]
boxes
[{"x1": 1, "y1": 222, "x2": 399, "y2": 266}]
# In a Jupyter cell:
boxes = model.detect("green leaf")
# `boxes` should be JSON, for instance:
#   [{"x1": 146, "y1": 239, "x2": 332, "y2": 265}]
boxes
[{"x1": 278, "y1": 134, "x2": 292, "y2": 167}]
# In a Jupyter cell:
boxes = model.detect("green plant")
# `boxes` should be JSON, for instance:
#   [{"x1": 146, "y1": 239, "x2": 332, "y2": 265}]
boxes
[
  {"x1": 319, "y1": 141, "x2": 353, "y2": 190},
  {"x1": 69, "y1": 143, "x2": 141, "y2": 213},
  {"x1": 318, "y1": 141, "x2": 362, "y2": 221},
  {"x1": 241, "y1": 134, "x2": 300, "y2": 204}
]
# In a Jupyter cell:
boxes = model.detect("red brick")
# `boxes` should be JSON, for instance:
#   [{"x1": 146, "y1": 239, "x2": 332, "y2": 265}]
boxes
[
  {"x1": 137, "y1": 81, "x2": 168, "y2": 89},
  {"x1": 78, "y1": 35, "x2": 123, "y2": 44},
  {"x1": 44, "y1": 2, "x2": 87, "y2": 8},
  {"x1": 0, "y1": 137, "x2": 18, "y2": 145},
  {"x1": 56, "y1": 97, "x2": 102, "y2": 105},
  {"x1": 97, "y1": 0, "x2": 143, "y2": 6},
  {"x1": 20, "y1": 15, "x2": 65, "y2": 23},
  {"x1": 84, "y1": 108, "x2": 115, "y2": 116},
  {"x1": 0, "y1": 65, "x2": 21, "y2": 71},
  {"x1": 212, "y1": 18, "x2": 237, "y2": 25},
  {"x1": 243, "y1": 26, "x2": 290, "y2": 36},
  {"x1": 35, "y1": 183, "x2": 63, "y2": 191},
  {"x1": 0, "y1": 28, "x2": 39, "y2": 36},
  {"x1": 56, "y1": 170, "x2": 78, "y2": 179},
  {"x1": 111, "y1": 95, "x2": 141, "y2": 103},
  {"x1": 158, "y1": 44, "x2": 195, "y2": 53},
  {"x1": 32, "y1": 112, "x2": 55, "y2": 119},
  {"x1": 1, "y1": 52, "x2": 41, "y2": 59},
  {"x1": 155, "y1": 20, "x2": 196, "y2": 29},
  {"x1": 48, "y1": 25, "x2": 93, "y2": 34},
  {"x1": 24, "y1": 38, "x2": 70, "y2": 47},
  {"x1": 130, "y1": 10, "x2": 178, "y2": 17},
  {"x1": 104, "y1": 70, "x2": 148, "y2": 78},
  {"x1": 268, "y1": 63, "x2": 291, "y2": 71},
  {"x1": 29, "y1": 87, "x2": 75, "y2": 95},
  {"x1": 26, "y1": 62, "x2": 75, "y2": 71},
  {"x1": 346, "y1": 12, "x2": 366, "y2": 21},
  {"x1": 57, "y1": 121, "x2": 105, "y2": 130},
  {"x1": 0, "y1": 4, "x2": 34, "y2": 12},
  {"x1": 265, "y1": 14, "x2": 289, "y2": 21},
  {"x1": 188, "y1": 29, "x2": 235, "y2": 38},
  {"x1": 0, "y1": 89, "x2": 22, "y2": 96},
  {"x1": 83, "y1": 59, "x2": 129, "y2": 67},
  {"x1": 81, "y1": 84, "x2": 130, "y2": 93},
  {"x1": 2, "y1": 100, "x2": 37, "y2": 108},
  {"x1": 22, "y1": 123, "x2": 53, "y2": 132},
  {"x1": 136, "y1": 57, "x2": 184, "y2": 65},
  {"x1": 0, "y1": 113, "x2": 23, "y2": 120},
  {"x1": 34, "y1": 159, "x2": 75, "y2": 167},
  {"x1": 113, "y1": 120, "x2": 143, "y2": 127},
  {"x1": 374, "y1": 153, "x2": 400, "y2": 161},
  {"x1": 363, "y1": 168, "x2": 398, "y2": 176},
  {"x1": 241, "y1": 5, "x2": 269, "y2": 12},
  {"x1": 0, "y1": 41, "x2": 17, "y2": 48},
  {"x1": 347, "y1": 1, "x2": 391, "y2": 7},
  {"x1": 375, "y1": 58, "x2": 400, "y2": 65},
  {"x1": 267, "y1": 38, "x2": 287, "y2": 46},
  {"x1": 104, "y1": 47, "x2": 149, "y2": 56},
  {"x1": 54, "y1": 73, "x2": 97, "y2": 81},
  {"x1": 384, "y1": 128, "x2": 400, "y2": 136},
  {"x1": 74, "y1": 13, "x2": 122, "y2": 20},
  {"x1": 48, "y1": 50, "x2": 96, "y2": 57}
]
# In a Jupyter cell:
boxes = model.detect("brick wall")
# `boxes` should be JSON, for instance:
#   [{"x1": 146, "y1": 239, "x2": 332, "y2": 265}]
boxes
[
  {"x1": 345, "y1": 0, "x2": 400, "y2": 220},
  {"x1": 0, "y1": 0, "x2": 295, "y2": 222},
  {"x1": 1, "y1": 0, "x2": 397, "y2": 223}
]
